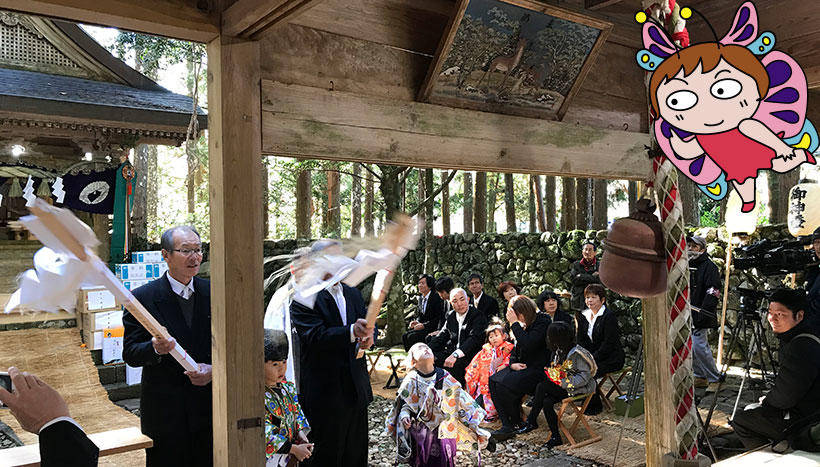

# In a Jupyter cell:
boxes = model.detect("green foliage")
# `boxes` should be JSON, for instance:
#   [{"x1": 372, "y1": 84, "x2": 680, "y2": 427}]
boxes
[{"x1": 699, "y1": 197, "x2": 721, "y2": 227}]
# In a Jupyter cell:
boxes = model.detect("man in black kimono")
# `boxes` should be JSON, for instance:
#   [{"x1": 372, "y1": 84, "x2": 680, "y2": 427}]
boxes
[{"x1": 291, "y1": 280, "x2": 374, "y2": 467}]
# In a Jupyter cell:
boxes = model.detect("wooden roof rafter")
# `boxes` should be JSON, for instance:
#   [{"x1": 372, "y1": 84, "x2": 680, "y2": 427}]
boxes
[{"x1": 222, "y1": 0, "x2": 327, "y2": 39}]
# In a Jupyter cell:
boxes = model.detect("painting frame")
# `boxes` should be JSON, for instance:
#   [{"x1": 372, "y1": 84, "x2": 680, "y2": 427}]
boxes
[{"x1": 418, "y1": 0, "x2": 612, "y2": 121}]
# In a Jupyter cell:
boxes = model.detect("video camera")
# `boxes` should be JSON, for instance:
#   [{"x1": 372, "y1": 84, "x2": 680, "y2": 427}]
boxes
[
  {"x1": 734, "y1": 287, "x2": 770, "y2": 318},
  {"x1": 733, "y1": 236, "x2": 818, "y2": 276}
]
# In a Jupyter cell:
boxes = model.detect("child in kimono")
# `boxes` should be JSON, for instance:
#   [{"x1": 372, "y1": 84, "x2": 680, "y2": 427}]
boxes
[
  {"x1": 386, "y1": 342, "x2": 494, "y2": 466},
  {"x1": 464, "y1": 322, "x2": 515, "y2": 420},
  {"x1": 264, "y1": 329, "x2": 312, "y2": 466},
  {"x1": 526, "y1": 321, "x2": 597, "y2": 449}
]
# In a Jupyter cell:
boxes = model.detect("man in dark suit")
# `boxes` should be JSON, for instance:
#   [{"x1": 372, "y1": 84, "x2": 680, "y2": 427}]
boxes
[
  {"x1": 0, "y1": 366, "x2": 99, "y2": 467},
  {"x1": 291, "y1": 281, "x2": 374, "y2": 467},
  {"x1": 467, "y1": 273, "x2": 500, "y2": 320},
  {"x1": 428, "y1": 287, "x2": 488, "y2": 385},
  {"x1": 123, "y1": 226, "x2": 213, "y2": 467},
  {"x1": 402, "y1": 274, "x2": 445, "y2": 350}
]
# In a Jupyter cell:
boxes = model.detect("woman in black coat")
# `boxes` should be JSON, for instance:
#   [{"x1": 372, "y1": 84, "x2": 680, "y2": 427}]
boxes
[
  {"x1": 489, "y1": 295, "x2": 550, "y2": 440},
  {"x1": 576, "y1": 283, "x2": 625, "y2": 415},
  {"x1": 576, "y1": 284, "x2": 625, "y2": 377},
  {"x1": 536, "y1": 290, "x2": 574, "y2": 326}
]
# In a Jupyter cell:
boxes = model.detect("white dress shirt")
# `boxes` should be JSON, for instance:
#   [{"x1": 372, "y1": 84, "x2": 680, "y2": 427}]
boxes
[
  {"x1": 329, "y1": 283, "x2": 357, "y2": 343},
  {"x1": 582, "y1": 305, "x2": 608, "y2": 341},
  {"x1": 167, "y1": 273, "x2": 195, "y2": 299},
  {"x1": 473, "y1": 292, "x2": 483, "y2": 308}
]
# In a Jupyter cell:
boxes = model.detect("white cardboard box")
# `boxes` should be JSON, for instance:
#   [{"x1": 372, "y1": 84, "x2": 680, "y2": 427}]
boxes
[
  {"x1": 122, "y1": 279, "x2": 151, "y2": 291},
  {"x1": 82, "y1": 329, "x2": 104, "y2": 350},
  {"x1": 115, "y1": 262, "x2": 168, "y2": 280},
  {"x1": 126, "y1": 364, "x2": 143, "y2": 386},
  {"x1": 132, "y1": 251, "x2": 164, "y2": 264},
  {"x1": 82, "y1": 310, "x2": 123, "y2": 331},
  {"x1": 102, "y1": 327, "x2": 124, "y2": 364}
]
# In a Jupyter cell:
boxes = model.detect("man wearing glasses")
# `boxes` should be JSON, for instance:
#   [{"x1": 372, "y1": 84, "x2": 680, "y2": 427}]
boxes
[
  {"x1": 729, "y1": 288, "x2": 820, "y2": 451},
  {"x1": 123, "y1": 226, "x2": 213, "y2": 466}
]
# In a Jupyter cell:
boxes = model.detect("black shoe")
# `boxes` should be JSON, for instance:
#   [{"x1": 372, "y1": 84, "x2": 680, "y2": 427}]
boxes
[
  {"x1": 491, "y1": 426, "x2": 516, "y2": 442},
  {"x1": 544, "y1": 434, "x2": 563, "y2": 449},
  {"x1": 584, "y1": 394, "x2": 603, "y2": 415},
  {"x1": 486, "y1": 437, "x2": 497, "y2": 453},
  {"x1": 516, "y1": 421, "x2": 538, "y2": 434}
]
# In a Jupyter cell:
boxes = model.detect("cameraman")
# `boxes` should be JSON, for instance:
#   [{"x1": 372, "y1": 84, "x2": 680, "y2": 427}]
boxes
[
  {"x1": 688, "y1": 235, "x2": 722, "y2": 388},
  {"x1": 730, "y1": 288, "x2": 820, "y2": 449}
]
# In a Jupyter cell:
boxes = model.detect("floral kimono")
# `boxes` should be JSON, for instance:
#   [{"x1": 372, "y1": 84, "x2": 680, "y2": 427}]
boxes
[
  {"x1": 464, "y1": 341, "x2": 514, "y2": 419},
  {"x1": 265, "y1": 381, "x2": 310, "y2": 466},
  {"x1": 386, "y1": 368, "x2": 490, "y2": 466}
]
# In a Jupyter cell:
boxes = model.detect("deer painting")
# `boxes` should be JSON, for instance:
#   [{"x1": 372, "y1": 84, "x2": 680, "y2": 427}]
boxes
[{"x1": 476, "y1": 38, "x2": 527, "y2": 92}]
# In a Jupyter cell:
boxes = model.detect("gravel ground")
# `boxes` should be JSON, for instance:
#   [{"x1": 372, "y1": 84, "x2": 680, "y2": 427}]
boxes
[{"x1": 366, "y1": 396, "x2": 601, "y2": 467}]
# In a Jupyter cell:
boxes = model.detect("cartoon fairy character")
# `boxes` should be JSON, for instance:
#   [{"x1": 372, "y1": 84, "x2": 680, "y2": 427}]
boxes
[{"x1": 636, "y1": 1, "x2": 818, "y2": 212}]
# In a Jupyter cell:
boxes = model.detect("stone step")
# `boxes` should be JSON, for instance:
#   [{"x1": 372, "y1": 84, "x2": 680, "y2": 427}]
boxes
[
  {"x1": 104, "y1": 382, "x2": 141, "y2": 402},
  {"x1": 97, "y1": 363, "x2": 127, "y2": 385}
]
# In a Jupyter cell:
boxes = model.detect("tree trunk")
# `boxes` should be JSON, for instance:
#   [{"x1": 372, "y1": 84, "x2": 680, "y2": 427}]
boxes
[
  {"x1": 592, "y1": 179, "x2": 608, "y2": 229},
  {"x1": 424, "y1": 169, "x2": 434, "y2": 270},
  {"x1": 719, "y1": 196, "x2": 729, "y2": 224},
  {"x1": 561, "y1": 177, "x2": 576, "y2": 230},
  {"x1": 378, "y1": 165, "x2": 403, "y2": 223},
  {"x1": 296, "y1": 169, "x2": 311, "y2": 239},
  {"x1": 628, "y1": 180, "x2": 639, "y2": 214},
  {"x1": 365, "y1": 168, "x2": 375, "y2": 236},
  {"x1": 487, "y1": 173, "x2": 500, "y2": 233},
  {"x1": 400, "y1": 175, "x2": 407, "y2": 213},
  {"x1": 545, "y1": 176, "x2": 556, "y2": 231},
  {"x1": 474, "y1": 172, "x2": 487, "y2": 233},
  {"x1": 146, "y1": 146, "x2": 158, "y2": 238},
  {"x1": 679, "y1": 178, "x2": 699, "y2": 226},
  {"x1": 505, "y1": 173, "x2": 516, "y2": 232},
  {"x1": 528, "y1": 179, "x2": 537, "y2": 233},
  {"x1": 351, "y1": 163, "x2": 362, "y2": 237},
  {"x1": 327, "y1": 168, "x2": 341, "y2": 238},
  {"x1": 769, "y1": 171, "x2": 800, "y2": 224},
  {"x1": 463, "y1": 172, "x2": 473, "y2": 233},
  {"x1": 441, "y1": 170, "x2": 451, "y2": 235},
  {"x1": 132, "y1": 144, "x2": 148, "y2": 241},
  {"x1": 576, "y1": 178, "x2": 590, "y2": 230},
  {"x1": 533, "y1": 175, "x2": 547, "y2": 232},
  {"x1": 261, "y1": 158, "x2": 269, "y2": 238}
]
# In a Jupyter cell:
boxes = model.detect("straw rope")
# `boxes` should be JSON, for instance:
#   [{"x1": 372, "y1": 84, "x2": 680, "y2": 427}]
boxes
[{"x1": 652, "y1": 156, "x2": 699, "y2": 460}]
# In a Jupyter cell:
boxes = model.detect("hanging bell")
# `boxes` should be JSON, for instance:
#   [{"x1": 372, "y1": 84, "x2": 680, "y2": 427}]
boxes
[{"x1": 599, "y1": 198, "x2": 667, "y2": 297}]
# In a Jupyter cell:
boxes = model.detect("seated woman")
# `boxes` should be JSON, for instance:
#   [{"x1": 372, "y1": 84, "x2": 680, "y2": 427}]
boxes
[
  {"x1": 488, "y1": 295, "x2": 550, "y2": 441},
  {"x1": 535, "y1": 290, "x2": 573, "y2": 325},
  {"x1": 385, "y1": 343, "x2": 492, "y2": 466},
  {"x1": 576, "y1": 283, "x2": 625, "y2": 414},
  {"x1": 464, "y1": 321, "x2": 515, "y2": 420},
  {"x1": 519, "y1": 321, "x2": 597, "y2": 448},
  {"x1": 497, "y1": 281, "x2": 520, "y2": 306},
  {"x1": 263, "y1": 329, "x2": 312, "y2": 466}
]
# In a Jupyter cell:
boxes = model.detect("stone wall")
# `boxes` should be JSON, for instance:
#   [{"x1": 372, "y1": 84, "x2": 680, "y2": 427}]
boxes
[{"x1": 140, "y1": 223, "x2": 796, "y2": 356}]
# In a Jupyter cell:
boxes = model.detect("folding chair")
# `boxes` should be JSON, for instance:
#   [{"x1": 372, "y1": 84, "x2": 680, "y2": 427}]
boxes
[
  {"x1": 365, "y1": 347, "x2": 387, "y2": 376},
  {"x1": 596, "y1": 366, "x2": 631, "y2": 411},
  {"x1": 557, "y1": 393, "x2": 603, "y2": 448},
  {"x1": 383, "y1": 347, "x2": 407, "y2": 389}
]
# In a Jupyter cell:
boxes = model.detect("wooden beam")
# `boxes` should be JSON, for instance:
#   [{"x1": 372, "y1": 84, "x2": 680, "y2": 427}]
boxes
[
  {"x1": 261, "y1": 81, "x2": 651, "y2": 179},
  {"x1": 0, "y1": 0, "x2": 218, "y2": 43},
  {"x1": 642, "y1": 293, "x2": 676, "y2": 467},
  {"x1": 207, "y1": 35, "x2": 265, "y2": 466},
  {"x1": 585, "y1": 0, "x2": 624, "y2": 10},
  {"x1": 222, "y1": 0, "x2": 325, "y2": 38}
]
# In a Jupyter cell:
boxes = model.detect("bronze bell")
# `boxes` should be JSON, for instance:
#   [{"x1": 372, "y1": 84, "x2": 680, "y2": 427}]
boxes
[{"x1": 599, "y1": 198, "x2": 667, "y2": 297}]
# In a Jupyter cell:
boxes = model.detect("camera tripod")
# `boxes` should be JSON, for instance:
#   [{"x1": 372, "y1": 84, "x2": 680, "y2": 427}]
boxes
[{"x1": 702, "y1": 307, "x2": 778, "y2": 430}]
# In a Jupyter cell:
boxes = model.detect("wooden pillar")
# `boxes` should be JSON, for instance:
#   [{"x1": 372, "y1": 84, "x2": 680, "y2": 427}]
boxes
[
  {"x1": 642, "y1": 293, "x2": 676, "y2": 467},
  {"x1": 207, "y1": 35, "x2": 265, "y2": 467}
]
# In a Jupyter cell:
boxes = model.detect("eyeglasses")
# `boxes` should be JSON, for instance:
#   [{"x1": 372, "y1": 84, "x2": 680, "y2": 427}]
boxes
[{"x1": 173, "y1": 248, "x2": 203, "y2": 256}]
